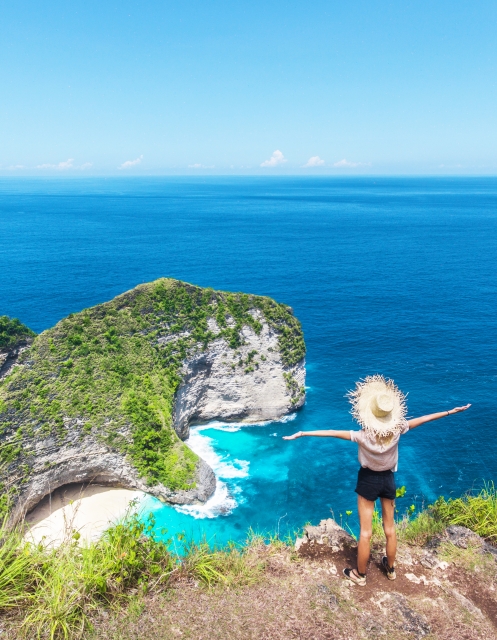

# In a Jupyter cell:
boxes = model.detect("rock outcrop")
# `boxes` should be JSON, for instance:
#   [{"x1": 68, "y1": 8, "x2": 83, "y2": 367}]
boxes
[
  {"x1": 0, "y1": 279, "x2": 306, "y2": 523},
  {"x1": 0, "y1": 341, "x2": 32, "y2": 381},
  {"x1": 295, "y1": 518, "x2": 357, "y2": 553},
  {"x1": 293, "y1": 519, "x2": 497, "y2": 637}
]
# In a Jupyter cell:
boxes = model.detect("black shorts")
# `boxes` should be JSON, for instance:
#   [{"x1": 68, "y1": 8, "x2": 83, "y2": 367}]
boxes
[{"x1": 354, "y1": 467, "x2": 396, "y2": 502}]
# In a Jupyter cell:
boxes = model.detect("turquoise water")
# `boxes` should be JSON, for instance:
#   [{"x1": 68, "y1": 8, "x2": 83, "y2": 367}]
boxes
[{"x1": 1, "y1": 177, "x2": 496, "y2": 543}]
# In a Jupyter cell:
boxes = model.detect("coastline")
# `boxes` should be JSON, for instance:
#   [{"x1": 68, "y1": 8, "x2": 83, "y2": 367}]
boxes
[{"x1": 24, "y1": 484, "x2": 145, "y2": 546}]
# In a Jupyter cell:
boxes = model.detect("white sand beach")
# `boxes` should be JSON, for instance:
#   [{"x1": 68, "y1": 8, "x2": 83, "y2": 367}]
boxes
[{"x1": 24, "y1": 484, "x2": 145, "y2": 546}]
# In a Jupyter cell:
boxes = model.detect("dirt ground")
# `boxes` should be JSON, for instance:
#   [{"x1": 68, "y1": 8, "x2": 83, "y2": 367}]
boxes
[{"x1": 87, "y1": 541, "x2": 497, "y2": 640}]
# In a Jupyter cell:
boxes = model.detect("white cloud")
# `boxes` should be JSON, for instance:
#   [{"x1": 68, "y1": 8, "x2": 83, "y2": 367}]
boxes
[
  {"x1": 58, "y1": 158, "x2": 74, "y2": 170},
  {"x1": 7, "y1": 165, "x2": 24, "y2": 170},
  {"x1": 188, "y1": 163, "x2": 215, "y2": 169},
  {"x1": 80, "y1": 162, "x2": 92, "y2": 170},
  {"x1": 303, "y1": 156, "x2": 325, "y2": 167},
  {"x1": 36, "y1": 158, "x2": 75, "y2": 170},
  {"x1": 261, "y1": 150, "x2": 287, "y2": 167},
  {"x1": 119, "y1": 155, "x2": 143, "y2": 170},
  {"x1": 333, "y1": 159, "x2": 370, "y2": 168}
]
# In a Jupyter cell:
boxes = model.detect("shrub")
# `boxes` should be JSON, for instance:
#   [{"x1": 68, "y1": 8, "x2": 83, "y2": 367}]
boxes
[{"x1": 0, "y1": 316, "x2": 36, "y2": 351}]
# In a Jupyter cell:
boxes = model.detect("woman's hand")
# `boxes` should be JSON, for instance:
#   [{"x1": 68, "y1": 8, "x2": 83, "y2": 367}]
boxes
[
  {"x1": 282, "y1": 432, "x2": 302, "y2": 440},
  {"x1": 448, "y1": 404, "x2": 471, "y2": 414}
]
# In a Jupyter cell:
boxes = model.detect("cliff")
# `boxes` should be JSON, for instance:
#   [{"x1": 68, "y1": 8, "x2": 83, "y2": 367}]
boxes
[{"x1": 0, "y1": 279, "x2": 305, "y2": 522}]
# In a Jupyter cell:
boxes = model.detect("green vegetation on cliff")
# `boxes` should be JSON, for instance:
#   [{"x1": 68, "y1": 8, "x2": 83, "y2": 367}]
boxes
[
  {"x1": 0, "y1": 316, "x2": 36, "y2": 351},
  {"x1": 0, "y1": 279, "x2": 305, "y2": 513}
]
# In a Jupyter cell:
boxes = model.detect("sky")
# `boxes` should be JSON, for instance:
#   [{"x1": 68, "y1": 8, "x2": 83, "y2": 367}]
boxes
[{"x1": 1, "y1": 1, "x2": 496, "y2": 175}]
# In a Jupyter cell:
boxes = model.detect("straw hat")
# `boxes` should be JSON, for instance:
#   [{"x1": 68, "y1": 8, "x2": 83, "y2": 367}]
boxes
[{"x1": 347, "y1": 374, "x2": 407, "y2": 438}]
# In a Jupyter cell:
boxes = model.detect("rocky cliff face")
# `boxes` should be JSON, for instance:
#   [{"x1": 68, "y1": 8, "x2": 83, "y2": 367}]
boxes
[
  {"x1": 0, "y1": 341, "x2": 32, "y2": 381},
  {"x1": 173, "y1": 313, "x2": 305, "y2": 439},
  {"x1": 0, "y1": 279, "x2": 305, "y2": 523}
]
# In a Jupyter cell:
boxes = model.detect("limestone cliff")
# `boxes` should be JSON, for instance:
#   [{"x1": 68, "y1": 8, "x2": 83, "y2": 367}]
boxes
[
  {"x1": 173, "y1": 313, "x2": 305, "y2": 439},
  {"x1": 0, "y1": 279, "x2": 305, "y2": 523}
]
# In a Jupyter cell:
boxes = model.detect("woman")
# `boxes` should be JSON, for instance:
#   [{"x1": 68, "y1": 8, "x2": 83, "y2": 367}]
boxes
[{"x1": 283, "y1": 375, "x2": 470, "y2": 586}]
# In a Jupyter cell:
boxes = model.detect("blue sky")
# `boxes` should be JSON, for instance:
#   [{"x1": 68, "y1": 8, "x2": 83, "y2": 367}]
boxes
[{"x1": 1, "y1": 1, "x2": 496, "y2": 175}]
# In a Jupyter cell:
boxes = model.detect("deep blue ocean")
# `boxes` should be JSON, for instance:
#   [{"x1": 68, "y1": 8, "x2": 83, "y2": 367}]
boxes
[{"x1": 1, "y1": 177, "x2": 496, "y2": 544}]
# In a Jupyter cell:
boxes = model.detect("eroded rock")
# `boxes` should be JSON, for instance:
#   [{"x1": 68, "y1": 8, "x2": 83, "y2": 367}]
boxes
[{"x1": 295, "y1": 518, "x2": 357, "y2": 553}]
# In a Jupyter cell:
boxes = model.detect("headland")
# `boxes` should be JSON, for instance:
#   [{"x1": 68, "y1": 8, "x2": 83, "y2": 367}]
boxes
[{"x1": 0, "y1": 279, "x2": 306, "y2": 527}]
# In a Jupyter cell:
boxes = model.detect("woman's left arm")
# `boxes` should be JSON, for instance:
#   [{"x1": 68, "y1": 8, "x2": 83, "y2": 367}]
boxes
[
  {"x1": 283, "y1": 430, "x2": 352, "y2": 441},
  {"x1": 408, "y1": 404, "x2": 471, "y2": 430}
]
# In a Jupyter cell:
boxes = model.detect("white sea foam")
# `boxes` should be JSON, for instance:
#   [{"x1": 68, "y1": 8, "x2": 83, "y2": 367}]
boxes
[
  {"x1": 193, "y1": 412, "x2": 297, "y2": 434},
  {"x1": 173, "y1": 426, "x2": 248, "y2": 518},
  {"x1": 186, "y1": 428, "x2": 250, "y2": 480},
  {"x1": 175, "y1": 480, "x2": 237, "y2": 519},
  {"x1": 174, "y1": 413, "x2": 296, "y2": 519}
]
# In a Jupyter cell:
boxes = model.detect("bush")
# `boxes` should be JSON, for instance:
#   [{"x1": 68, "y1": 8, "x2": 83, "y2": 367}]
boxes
[{"x1": 0, "y1": 316, "x2": 35, "y2": 351}]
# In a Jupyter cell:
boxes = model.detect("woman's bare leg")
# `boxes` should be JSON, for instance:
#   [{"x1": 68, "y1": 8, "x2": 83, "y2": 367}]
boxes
[
  {"x1": 357, "y1": 495, "x2": 375, "y2": 574},
  {"x1": 380, "y1": 497, "x2": 397, "y2": 567}
]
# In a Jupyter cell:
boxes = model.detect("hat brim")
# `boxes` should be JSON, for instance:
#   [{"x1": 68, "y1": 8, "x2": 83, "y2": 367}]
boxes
[{"x1": 347, "y1": 375, "x2": 407, "y2": 438}]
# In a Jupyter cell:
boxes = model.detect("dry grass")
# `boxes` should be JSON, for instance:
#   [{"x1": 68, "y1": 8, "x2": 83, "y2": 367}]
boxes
[
  {"x1": 438, "y1": 541, "x2": 497, "y2": 581},
  {"x1": 6, "y1": 541, "x2": 489, "y2": 640}
]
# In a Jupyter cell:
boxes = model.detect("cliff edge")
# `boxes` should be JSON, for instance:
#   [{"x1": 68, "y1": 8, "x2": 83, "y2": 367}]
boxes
[{"x1": 0, "y1": 279, "x2": 305, "y2": 523}]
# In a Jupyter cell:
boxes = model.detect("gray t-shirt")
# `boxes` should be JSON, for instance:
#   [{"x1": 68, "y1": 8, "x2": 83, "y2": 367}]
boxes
[{"x1": 349, "y1": 421, "x2": 410, "y2": 472}]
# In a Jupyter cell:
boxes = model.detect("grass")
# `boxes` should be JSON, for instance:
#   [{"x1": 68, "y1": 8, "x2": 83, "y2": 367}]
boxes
[
  {"x1": 370, "y1": 483, "x2": 497, "y2": 548},
  {"x1": 0, "y1": 506, "x2": 271, "y2": 639},
  {"x1": 181, "y1": 539, "x2": 266, "y2": 588},
  {"x1": 0, "y1": 279, "x2": 305, "y2": 518},
  {"x1": 0, "y1": 508, "x2": 175, "y2": 639},
  {"x1": 438, "y1": 540, "x2": 497, "y2": 578},
  {"x1": 0, "y1": 522, "x2": 33, "y2": 609},
  {"x1": 431, "y1": 483, "x2": 497, "y2": 542},
  {"x1": 397, "y1": 510, "x2": 445, "y2": 545}
]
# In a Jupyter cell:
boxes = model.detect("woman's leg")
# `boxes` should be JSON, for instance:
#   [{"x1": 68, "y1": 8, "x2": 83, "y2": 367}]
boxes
[
  {"x1": 380, "y1": 497, "x2": 397, "y2": 568},
  {"x1": 357, "y1": 495, "x2": 375, "y2": 574}
]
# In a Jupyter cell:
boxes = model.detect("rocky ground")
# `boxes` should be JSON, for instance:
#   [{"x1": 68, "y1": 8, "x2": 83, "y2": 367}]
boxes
[{"x1": 76, "y1": 525, "x2": 497, "y2": 639}]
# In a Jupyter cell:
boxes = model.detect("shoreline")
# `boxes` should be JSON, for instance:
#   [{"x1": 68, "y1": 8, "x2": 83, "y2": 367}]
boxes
[{"x1": 24, "y1": 483, "x2": 145, "y2": 546}]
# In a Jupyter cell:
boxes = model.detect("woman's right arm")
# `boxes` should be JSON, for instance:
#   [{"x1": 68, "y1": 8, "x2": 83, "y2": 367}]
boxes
[
  {"x1": 283, "y1": 430, "x2": 352, "y2": 441},
  {"x1": 408, "y1": 404, "x2": 471, "y2": 430}
]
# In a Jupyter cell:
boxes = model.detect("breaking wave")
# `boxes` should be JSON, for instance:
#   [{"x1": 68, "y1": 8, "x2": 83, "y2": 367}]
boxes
[{"x1": 174, "y1": 414, "x2": 297, "y2": 519}]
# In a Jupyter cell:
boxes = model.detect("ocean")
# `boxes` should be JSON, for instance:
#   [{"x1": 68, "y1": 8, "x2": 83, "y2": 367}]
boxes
[{"x1": 1, "y1": 176, "x2": 496, "y2": 544}]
